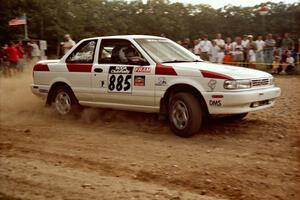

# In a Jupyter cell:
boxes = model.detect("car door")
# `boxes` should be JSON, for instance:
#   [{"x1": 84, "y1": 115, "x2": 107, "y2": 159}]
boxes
[
  {"x1": 91, "y1": 38, "x2": 155, "y2": 107},
  {"x1": 64, "y1": 39, "x2": 98, "y2": 102}
]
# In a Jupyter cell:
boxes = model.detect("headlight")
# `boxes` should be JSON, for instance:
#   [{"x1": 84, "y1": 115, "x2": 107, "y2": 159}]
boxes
[
  {"x1": 270, "y1": 77, "x2": 274, "y2": 85},
  {"x1": 224, "y1": 80, "x2": 252, "y2": 89}
]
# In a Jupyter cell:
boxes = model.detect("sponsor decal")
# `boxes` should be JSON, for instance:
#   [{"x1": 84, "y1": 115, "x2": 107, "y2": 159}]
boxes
[
  {"x1": 109, "y1": 66, "x2": 133, "y2": 74},
  {"x1": 208, "y1": 79, "x2": 217, "y2": 91},
  {"x1": 209, "y1": 100, "x2": 222, "y2": 107},
  {"x1": 108, "y1": 66, "x2": 133, "y2": 93},
  {"x1": 155, "y1": 77, "x2": 167, "y2": 86},
  {"x1": 134, "y1": 76, "x2": 145, "y2": 86},
  {"x1": 135, "y1": 66, "x2": 151, "y2": 73}
]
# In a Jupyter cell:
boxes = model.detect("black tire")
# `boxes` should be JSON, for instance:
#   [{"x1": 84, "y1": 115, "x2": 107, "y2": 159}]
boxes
[
  {"x1": 225, "y1": 113, "x2": 248, "y2": 120},
  {"x1": 51, "y1": 86, "x2": 81, "y2": 116},
  {"x1": 168, "y1": 92, "x2": 203, "y2": 137}
]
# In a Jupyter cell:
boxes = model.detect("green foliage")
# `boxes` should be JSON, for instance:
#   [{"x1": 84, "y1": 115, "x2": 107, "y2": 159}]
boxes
[{"x1": 1, "y1": 0, "x2": 299, "y2": 53}]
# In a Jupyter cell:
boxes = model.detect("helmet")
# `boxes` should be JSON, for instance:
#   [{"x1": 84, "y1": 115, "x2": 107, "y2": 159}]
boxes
[{"x1": 119, "y1": 46, "x2": 136, "y2": 63}]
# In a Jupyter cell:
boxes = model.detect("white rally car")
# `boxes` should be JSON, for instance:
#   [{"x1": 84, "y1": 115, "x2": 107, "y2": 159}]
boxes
[{"x1": 32, "y1": 35, "x2": 281, "y2": 137}]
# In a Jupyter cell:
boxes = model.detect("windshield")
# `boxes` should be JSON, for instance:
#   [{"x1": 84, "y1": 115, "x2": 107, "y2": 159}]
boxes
[{"x1": 135, "y1": 38, "x2": 201, "y2": 63}]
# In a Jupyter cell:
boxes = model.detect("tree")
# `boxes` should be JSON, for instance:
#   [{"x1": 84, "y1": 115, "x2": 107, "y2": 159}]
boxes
[{"x1": 1, "y1": 0, "x2": 299, "y2": 55}]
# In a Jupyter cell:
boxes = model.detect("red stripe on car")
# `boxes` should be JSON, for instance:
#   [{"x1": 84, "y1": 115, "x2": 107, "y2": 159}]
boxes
[
  {"x1": 66, "y1": 64, "x2": 92, "y2": 72},
  {"x1": 155, "y1": 64, "x2": 177, "y2": 76},
  {"x1": 33, "y1": 64, "x2": 49, "y2": 71},
  {"x1": 200, "y1": 70, "x2": 233, "y2": 80}
]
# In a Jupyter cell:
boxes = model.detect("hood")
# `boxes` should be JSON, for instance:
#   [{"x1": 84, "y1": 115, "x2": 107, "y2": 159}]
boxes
[{"x1": 171, "y1": 61, "x2": 272, "y2": 79}]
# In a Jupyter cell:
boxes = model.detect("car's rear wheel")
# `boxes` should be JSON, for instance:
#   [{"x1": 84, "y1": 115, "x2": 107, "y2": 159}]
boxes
[
  {"x1": 168, "y1": 92, "x2": 203, "y2": 137},
  {"x1": 52, "y1": 86, "x2": 81, "y2": 116}
]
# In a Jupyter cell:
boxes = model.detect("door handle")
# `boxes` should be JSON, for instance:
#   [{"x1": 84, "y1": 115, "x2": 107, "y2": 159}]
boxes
[{"x1": 94, "y1": 68, "x2": 103, "y2": 73}]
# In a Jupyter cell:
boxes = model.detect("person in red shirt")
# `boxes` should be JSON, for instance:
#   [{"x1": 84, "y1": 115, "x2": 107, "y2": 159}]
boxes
[
  {"x1": 223, "y1": 49, "x2": 232, "y2": 65},
  {"x1": 5, "y1": 42, "x2": 19, "y2": 76}
]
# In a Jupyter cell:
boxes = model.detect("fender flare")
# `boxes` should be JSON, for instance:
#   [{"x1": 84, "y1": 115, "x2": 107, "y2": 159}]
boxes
[
  {"x1": 160, "y1": 78, "x2": 208, "y2": 115},
  {"x1": 46, "y1": 78, "x2": 73, "y2": 105}
]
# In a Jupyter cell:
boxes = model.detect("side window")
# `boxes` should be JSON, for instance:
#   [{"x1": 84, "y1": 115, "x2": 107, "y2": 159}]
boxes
[
  {"x1": 99, "y1": 39, "x2": 149, "y2": 65},
  {"x1": 66, "y1": 40, "x2": 97, "y2": 63}
]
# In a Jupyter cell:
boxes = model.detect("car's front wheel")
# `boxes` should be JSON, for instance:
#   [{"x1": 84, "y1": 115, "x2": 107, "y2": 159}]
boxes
[
  {"x1": 168, "y1": 92, "x2": 203, "y2": 137},
  {"x1": 52, "y1": 86, "x2": 81, "y2": 116}
]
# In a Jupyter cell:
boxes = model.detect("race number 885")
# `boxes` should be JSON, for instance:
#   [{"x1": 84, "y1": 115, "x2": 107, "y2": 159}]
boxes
[{"x1": 108, "y1": 74, "x2": 132, "y2": 92}]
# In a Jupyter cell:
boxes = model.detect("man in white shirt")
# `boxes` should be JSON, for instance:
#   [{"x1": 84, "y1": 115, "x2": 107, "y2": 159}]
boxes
[
  {"x1": 241, "y1": 35, "x2": 250, "y2": 66},
  {"x1": 255, "y1": 35, "x2": 265, "y2": 63},
  {"x1": 199, "y1": 35, "x2": 212, "y2": 61},
  {"x1": 193, "y1": 39, "x2": 201, "y2": 55},
  {"x1": 209, "y1": 40, "x2": 220, "y2": 63},
  {"x1": 241, "y1": 35, "x2": 249, "y2": 49},
  {"x1": 214, "y1": 33, "x2": 225, "y2": 64},
  {"x1": 27, "y1": 41, "x2": 41, "y2": 63},
  {"x1": 61, "y1": 34, "x2": 76, "y2": 55},
  {"x1": 231, "y1": 36, "x2": 244, "y2": 65}
]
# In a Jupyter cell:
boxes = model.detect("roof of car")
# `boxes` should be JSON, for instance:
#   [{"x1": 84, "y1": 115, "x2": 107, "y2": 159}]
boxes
[{"x1": 83, "y1": 35, "x2": 166, "y2": 40}]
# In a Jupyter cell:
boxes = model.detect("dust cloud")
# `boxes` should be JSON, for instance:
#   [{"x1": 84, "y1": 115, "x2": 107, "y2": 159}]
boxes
[{"x1": 0, "y1": 63, "x2": 165, "y2": 133}]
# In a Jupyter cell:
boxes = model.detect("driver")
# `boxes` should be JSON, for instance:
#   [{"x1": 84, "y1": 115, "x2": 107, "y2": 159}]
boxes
[
  {"x1": 124, "y1": 46, "x2": 137, "y2": 61},
  {"x1": 119, "y1": 46, "x2": 138, "y2": 64},
  {"x1": 119, "y1": 46, "x2": 147, "y2": 64}
]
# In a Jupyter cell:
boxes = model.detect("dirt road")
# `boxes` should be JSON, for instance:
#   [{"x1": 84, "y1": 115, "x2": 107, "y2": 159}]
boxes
[{"x1": 0, "y1": 66, "x2": 299, "y2": 200}]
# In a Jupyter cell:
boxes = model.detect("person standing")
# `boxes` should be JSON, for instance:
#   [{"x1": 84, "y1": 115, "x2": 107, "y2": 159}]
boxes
[
  {"x1": 214, "y1": 33, "x2": 225, "y2": 64},
  {"x1": 264, "y1": 33, "x2": 276, "y2": 69},
  {"x1": 281, "y1": 33, "x2": 294, "y2": 51},
  {"x1": 199, "y1": 35, "x2": 212, "y2": 61},
  {"x1": 274, "y1": 34, "x2": 283, "y2": 61},
  {"x1": 246, "y1": 35, "x2": 257, "y2": 67},
  {"x1": 247, "y1": 35, "x2": 257, "y2": 50},
  {"x1": 223, "y1": 49, "x2": 232, "y2": 65},
  {"x1": 61, "y1": 34, "x2": 76, "y2": 55},
  {"x1": 209, "y1": 40, "x2": 220, "y2": 63},
  {"x1": 16, "y1": 41, "x2": 25, "y2": 72},
  {"x1": 4, "y1": 42, "x2": 19, "y2": 76},
  {"x1": 241, "y1": 35, "x2": 249, "y2": 49},
  {"x1": 241, "y1": 35, "x2": 249, "y2": 66},
  {"x1": 224, "y1": 37, "x2": 233, "y2": 53},
  {"x1": 193, "y1": 39, "x2": 201, "y2": 55},
  {"x1": 248, "y1": 44, "x2": 257, "y2": 68},
  {"x1": 232, "y1": 36, "x2": 244, "y2": 66},
  {"x1": 28, "y1": 41, "x2": 41, "y2": 63},
  {"x1": 255, "y1": 35, "x2": 265, "y2": 64}
]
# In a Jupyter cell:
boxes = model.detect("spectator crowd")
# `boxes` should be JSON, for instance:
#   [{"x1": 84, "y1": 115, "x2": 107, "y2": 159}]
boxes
[
  {"x1": 1, "y1": 33, "x2": 299, "y2": 77},
  {"x1": 178, "y1": 32, "x2": 300, "y2": 74},
  {"x1": 0, "y1": 40, "x2": 41, "y2": 77},
  {"x1": 0, "y1": 34, "x2": 76, "y2": 77}
]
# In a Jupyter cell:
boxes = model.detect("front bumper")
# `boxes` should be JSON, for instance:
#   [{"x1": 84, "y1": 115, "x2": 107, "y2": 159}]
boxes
[{"x1": 202, "y1": 87, "x2": 281, "y2": 114}]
